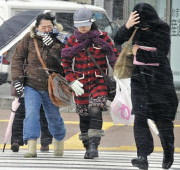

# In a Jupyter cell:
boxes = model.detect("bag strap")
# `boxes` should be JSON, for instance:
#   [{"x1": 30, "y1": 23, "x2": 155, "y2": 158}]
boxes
[
  {"x1": 127, "y1": 27, "x2": 138, "y2": 45},
  {"x1": 87, "y1": 50, "x2": 106, "y2": 77},
  {"x1": 87, "y1": 28, "x2": 138, "y2": 77},
  {"x1": 33, "y1": 38, "x2": 49, "y2": 74}
]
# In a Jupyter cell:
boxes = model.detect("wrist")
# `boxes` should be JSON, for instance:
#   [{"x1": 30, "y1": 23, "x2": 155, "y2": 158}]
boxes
[{"x1": 126, "y1": 23, "x2": 130, "y2": 29}]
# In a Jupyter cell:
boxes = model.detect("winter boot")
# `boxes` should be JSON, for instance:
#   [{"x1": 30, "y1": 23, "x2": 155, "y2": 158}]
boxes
[
  {"x1": 53, "y1": 138, "x2": 64, "y2": 157},
  {"x1": 79, "y1": 133, "x2": 90, "y2": 159},
  {"x1": 24, "y1": 140, "x2": 37, "y2": 158},
  {"x1": 131, "y1": 156, "x2": 149, "y2": 170},
  {"x1": 86, "y1": 129, "x2": 104, "y2": 159}
]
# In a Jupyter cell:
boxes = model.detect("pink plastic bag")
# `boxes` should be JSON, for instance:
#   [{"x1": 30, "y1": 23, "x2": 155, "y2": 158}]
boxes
[
  {"x1": 133, "y1": 46, "x2": 159, "y2": 66},
  {"x1": 110, "y1": 78, "x2": 134, "y2": 125}
]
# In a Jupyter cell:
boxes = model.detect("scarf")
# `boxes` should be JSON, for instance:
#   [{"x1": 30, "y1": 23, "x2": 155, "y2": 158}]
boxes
[{"x1": 61, "y1": 30, "x2": 115, "y2": 62}]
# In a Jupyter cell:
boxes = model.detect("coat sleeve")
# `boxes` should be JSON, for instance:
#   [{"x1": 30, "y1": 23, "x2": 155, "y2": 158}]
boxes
[
  {"x1": 114, "y1": 24, "x2": 134, "y2": 45},
  {"x1": 136, "y1": 24, "x2": 170, "y2": 64},
  {"x1": 11, "y1": 33, "x2": 29, "y2": 83},
  {"x1": 61, "y1": 36, "x2": 79, "y2": 83},
  {"x1": 103, "y1": 32, "x2": 119, "y2": 68}
]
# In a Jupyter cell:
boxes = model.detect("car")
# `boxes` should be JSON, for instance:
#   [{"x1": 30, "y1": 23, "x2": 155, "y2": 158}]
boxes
[
  {"x1": 0, "y1": 0, "x2": 119, "y2": 85},
  {"x1": 0, "y1": 53, "x2": 10, "y2": 85}
]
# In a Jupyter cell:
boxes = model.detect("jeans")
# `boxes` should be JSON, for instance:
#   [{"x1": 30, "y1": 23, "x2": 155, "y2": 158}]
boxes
[
  {"x1": 23, "y1": 86, "x2": 66, "y2": 143},
  {"x1": 11, "y1": 97, "x2": 52, "y2": 146}
]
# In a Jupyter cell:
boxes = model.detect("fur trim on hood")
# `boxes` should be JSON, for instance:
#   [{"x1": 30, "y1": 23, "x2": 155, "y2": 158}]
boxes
[{"x1": 30, "y1": 23, "x2": 64, "y2": 38}]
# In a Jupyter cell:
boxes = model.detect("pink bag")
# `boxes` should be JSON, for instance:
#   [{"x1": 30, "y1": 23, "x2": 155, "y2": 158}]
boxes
[
  {"x1": 133, "y1": 46, "x2": 159, "y2": 66},
  {"x1": 110, "y1": 78, "x2": 134, "y2": 125}
]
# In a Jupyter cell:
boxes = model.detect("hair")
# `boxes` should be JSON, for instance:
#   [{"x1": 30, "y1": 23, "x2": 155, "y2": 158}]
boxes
[
  {"x1": 133, "y1": 3, "x2": 160, "y2": 28},
  {"x1": 35, "y1": 12, "x2": 55, "y2": 27},
  {"x1": 91, "y1": 22, "x2": 98, "y2": 30}
]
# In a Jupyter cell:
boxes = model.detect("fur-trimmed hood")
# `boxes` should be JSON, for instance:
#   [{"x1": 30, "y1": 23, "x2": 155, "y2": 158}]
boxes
[{"x1": 29, "y1": 23, "x2": 64, "y2": 38}]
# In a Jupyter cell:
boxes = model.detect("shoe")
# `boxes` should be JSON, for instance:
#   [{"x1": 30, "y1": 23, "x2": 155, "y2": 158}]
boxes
[
  {"x1": 11, "y1": 143, "x2": 20, "y2": 152},
  {"x1": 40, "y1": 145, "x2": 49, "y2": 152},
  {"x1": 162, "y1": 155, "x2": 174, "y2": 169},
  {"x1": 131, "y1": 156, "x2": 148, "y2": 170}
]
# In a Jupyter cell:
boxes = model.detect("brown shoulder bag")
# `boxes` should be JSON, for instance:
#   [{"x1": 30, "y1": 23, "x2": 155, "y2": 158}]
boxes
[{"x1": 33, "y1": 38, "x2": 73, "y2": 107}]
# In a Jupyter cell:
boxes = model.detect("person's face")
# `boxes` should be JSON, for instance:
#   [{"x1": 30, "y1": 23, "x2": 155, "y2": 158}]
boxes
[
  {"x1": 37, "y1": 19, "x2": 54, "y2": 33},
  {"x1": 77, "y1": 26, "x2": 91, "y2": 33}
]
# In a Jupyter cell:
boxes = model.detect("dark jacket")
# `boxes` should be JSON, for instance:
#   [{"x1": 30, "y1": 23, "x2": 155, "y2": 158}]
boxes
[
  {"x1": 11, "y1": 25, "x2": 64, "y2": 91},
  {"x1": 114, "y1": 23, "x2": 178, "y2": 120}
]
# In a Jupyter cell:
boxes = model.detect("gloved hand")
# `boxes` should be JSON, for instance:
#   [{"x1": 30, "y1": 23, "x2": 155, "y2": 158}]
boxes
[
  {"x1": 13, "y1": 80, "x2": 24, "y2": 97},
  {"x1": 113, "y1": 76, "x2": 118, "y2": 81},
  {"x1": 70, "y1": 80, "x2": 84, "y2": 96},
  {"x1": 42, "y1": 35, "x2": 53, "y2": 46}
]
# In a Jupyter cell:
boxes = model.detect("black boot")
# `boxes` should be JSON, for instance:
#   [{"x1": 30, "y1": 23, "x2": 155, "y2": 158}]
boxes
[
  {"x1": 131, "y1": 156, "x2": 148, "y2": 170},
  {"x1": 82, "y1": 139, "x2": 90, "y2": 159},
  {"x1": 87, "y1": 137, "x2": 100, "y2": 159},
  {"x1": 79, "y1": 133, "x2": 90, "y2": 159},
  {"x1": 162, "y1": 153, "x2": 174, "y2": 169},
  {"x1": 85, "y1": 129, "x2": 104, "y2": 159}
]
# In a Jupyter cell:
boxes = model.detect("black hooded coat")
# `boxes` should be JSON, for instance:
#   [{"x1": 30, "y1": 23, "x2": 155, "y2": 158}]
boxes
[{"x1": 114, "y1": 3, "x2": 178, "y2": 121}]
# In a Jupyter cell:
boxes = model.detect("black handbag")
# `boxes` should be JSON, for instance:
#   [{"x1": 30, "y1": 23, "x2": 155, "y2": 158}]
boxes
[{"x1": 87, "y1": 50, "x2": 116, "y2": 101}]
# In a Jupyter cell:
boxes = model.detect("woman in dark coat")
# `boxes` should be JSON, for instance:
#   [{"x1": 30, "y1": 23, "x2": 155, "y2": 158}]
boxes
[{"x1": 114, "y1": 3, "x2": 178, "y2": 170}]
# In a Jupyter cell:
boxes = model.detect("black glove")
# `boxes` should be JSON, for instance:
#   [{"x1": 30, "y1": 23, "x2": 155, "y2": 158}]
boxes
[
  {"x1": 42, "y1": 35, "x2": 53, "y2": 46},
  {"x1": 13, "y1": 80, "x2": 24, "y2": 97}
]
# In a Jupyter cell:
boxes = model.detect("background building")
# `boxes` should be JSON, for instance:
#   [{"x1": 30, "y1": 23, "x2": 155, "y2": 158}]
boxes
[
  {"x1": 90, "y1": 0, "x2": 180, "y2": 88},
  {"x1": 1, "y1": 0, "x2": 180, "y2": 87}
]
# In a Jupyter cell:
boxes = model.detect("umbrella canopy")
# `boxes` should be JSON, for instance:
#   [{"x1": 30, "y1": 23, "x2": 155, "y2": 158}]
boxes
[
  {"x1": 3, "y1": 97, "x2": 21, "y2": 152},
  {"x1": 0, "y1": 10, "x2": 44, "y2": 55}
]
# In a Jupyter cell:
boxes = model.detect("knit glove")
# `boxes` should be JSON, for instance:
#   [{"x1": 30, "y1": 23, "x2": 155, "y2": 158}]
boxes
[
  {"x1": 70, "y1": 80, "x2": 84, "y2": 96},
  {"x1": 42, "y1": 35, "x2": 53, "y2": 46},
  {"x1": 13, "y1": 80, "x2": 24, "y2": 97}
]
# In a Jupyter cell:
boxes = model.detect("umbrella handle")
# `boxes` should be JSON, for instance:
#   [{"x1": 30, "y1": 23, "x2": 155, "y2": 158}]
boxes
[{"x1": 2, "y1": 143, "x2": 6, "y2": 152}]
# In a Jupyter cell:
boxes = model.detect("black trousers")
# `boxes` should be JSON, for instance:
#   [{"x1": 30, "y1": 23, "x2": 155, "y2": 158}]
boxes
[
  {"x1": 134, "y1": 114, "x2": 174, "y2": 157},
  {"x1": 11, "y1": 97, "x2": 52, "y2": 146}
]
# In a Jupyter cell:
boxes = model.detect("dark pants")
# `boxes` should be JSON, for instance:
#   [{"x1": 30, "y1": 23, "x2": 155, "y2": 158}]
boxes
[
  {"x1": 11, "y1": 97, "x2": 52, "y2": 146},
  {"x1": 134, "y1": 114, "x2": 174, "y2": 157}
]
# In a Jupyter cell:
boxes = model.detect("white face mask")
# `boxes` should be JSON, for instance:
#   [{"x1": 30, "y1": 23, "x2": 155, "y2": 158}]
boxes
[{"x1": 35, "y1": 29, "x2": 49, "y2": 37}]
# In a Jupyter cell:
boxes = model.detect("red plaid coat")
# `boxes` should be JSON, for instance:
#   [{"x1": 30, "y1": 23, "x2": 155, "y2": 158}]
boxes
[{"x1": 61, "y1": 31, "x2": 118, "y2": 105}]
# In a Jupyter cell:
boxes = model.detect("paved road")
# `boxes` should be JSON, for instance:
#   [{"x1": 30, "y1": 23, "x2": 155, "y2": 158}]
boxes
[
  {"x1": 0, "y1": 150, "x2": 180, "y2": 170},
  {"x1": 0, "y1": 109, "x2": 180, "y2": 169},
  {"x1": 1, "y1": 110, "x2": 180, "y2": 152}
]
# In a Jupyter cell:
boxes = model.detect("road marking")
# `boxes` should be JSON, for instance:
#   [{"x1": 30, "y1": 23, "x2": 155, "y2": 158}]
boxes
[
  {"x1": 1, "y1": 120, "x2": 180, "y2": 152},
  {"x1": 65, "y1": 121, "x2": 115, "y2": 149},
  {"x1": 0, "y1": 150, "x2": 180, "y2": 170},
  {"x1": 0, "y1": 144, "x2": 180, "y2": 152},
  {"x1": 1, "y1": 119, "x2": 180, "y2": 127}
]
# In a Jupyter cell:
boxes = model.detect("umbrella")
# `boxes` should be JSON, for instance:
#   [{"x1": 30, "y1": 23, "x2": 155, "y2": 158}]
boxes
[
  {"x1": 0, "y1": 10, "x2": 44, "y2": 55},
  {"x1": 3, "y1": 97, "x2": 21, "y2": 152}
]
